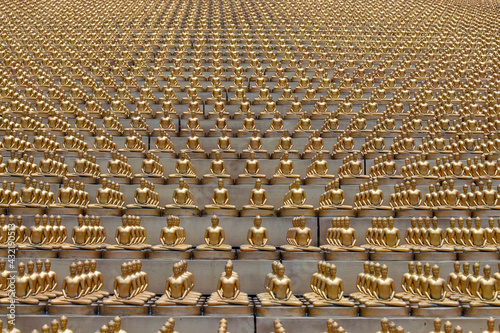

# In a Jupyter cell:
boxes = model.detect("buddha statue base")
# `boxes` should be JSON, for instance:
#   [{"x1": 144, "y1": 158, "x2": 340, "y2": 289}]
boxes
[
  {"x1": 193, "y1": 249, "x2": 236, "y2": 260},
  {"x1": 279, "y1": 207, "x2": 316, "y2": 217},
  {"x1": 202, "y1": 208, "x2": 239, "y2": 216},
  {"x1": 457, "y1": 251, "x2": 499, "y2": 261},
  {"x1": 236, "y1": 177, "x2": 269, "y2": 185},
  {"x1": 148, "y1": 151, "x2": 176, "y2": 158},
  {"x1": 164, "y1": 207, "x2": 200, "y2": 216},
  {"x1": 46, "y1": 206, "x2": 85, "y2": 216},
  {"x1": 240, "y1": 208, "x2": 276, "y2": 217},
  {"x1": 0, "y1": 302, "x2": 46, "y2": 314},
  {"x1": 99, "y1": 303, "x2": 150, "y2": 316},
  {"x1": 338, "y1": 177, "x2": 370, "y2": 186},
  {"x1": 433, "y1": 209, "x2": 470, "y2": 218},
  {"x1": 317, "y1": 208, "x2": 355, "y2": 217},
  {"x1": 411, "y1": 305, "x2": 462, "y2": 317},
  {"x1": 304, "y1": 177, "x2": 336, "y2": 185},
  {"x1": 292, "y1": 131, "x2": 315, "y2": 138},
  {"x1": 124, "y1": 207, "x2": 163, "y2": 216},
  {"x1": 415, "y1": 251, "x2": 457, "y2": 261},
  {"x1": 0, "y1": 208, "x2": 6, "y2": 215},
  {"x1": 302, "y1": 151, "x2": 331, "y2": 160},
  {"x1": 201, "y1": 177, "x2": 234, "y2": 185},
  {"x1": 10, "y1": 206, "x2": 46, "y2": 215},
  {"x1": 148, "y1": 249, "x2": 192, "y2": 259},
  {"x1": 395, "y1": 208, "x2": 432, "y2": 218},
  {"x1": 472, "y1": 209, "x2": 500, "y2": 218},
  {"x1": 16, "y1": 249, "x2": 58, "y2": 258},
  {"x1": 236, "y1": 249, "x2": 280, "y2": 260},
  {"x1": 207, "y1": 130, "x2": 233, "y2": 138},
  {"x1": 370, "y1": 251, "x2": 413, "y2": 261},
  {"x1": 325, "y1": 250, "x2": 369, "y2": 261},
  {"x1": 270, "y1": 177, "x2": 301, "y2": 185},
  {"x1": 306, "y1": 304, "x2": 359, "y2": 317},
  {"x1": 208, "y1": 151, "x2": 238, "y2": 159},
  {"x1": 355, "y1": 208, "x2": 394, "y2": 218},
  {"x1": 86, "y1": 206, "x2": 124, "y2": 216},
  {"x1": 132, "y1": 175, "x2": 166, "y2": 184},
  {"x1": 48, "y1": 302, "x2": 98, "y2": 315},
  {"x1": 100, "y1": 175, "x2": 132, "y2": 184},
  {"x1": 236, "y1": 130, "x2": 256, "y2": 137},
  {"x1": 264, "y1": 131, "x2": 285, "y2": 138},
  {"x1": 185, "y1": 151, "x2": 207, "y2": 159},
  {"x1": 318, "y1": 130, "x2": 342, "y2": 138},
  {"x1": 166, "y1": 177, "x2": 200, "y2": 184},
  {"x1": 463, "y1": 306, "x2": 500, "y2": 317},
  {"x1": 204, "y1": 302, "x2": 254, "y2": 316},
  {"x1": 151, "y1": 128, "x2": 178, "y2": 136},
  {"x1": 255, "y1": 297, "x2": 306, "y2": 317},
  {"x1": 271, "y1": 152, "x2": 301, "y2": 159},
  {"x1": 116, "y1": 150, "x2": 147, "y2": 158},
  {"x1": 240, "y1": 151, "x2": 269, "y2": 159},
  {"x1": 103, "y1": 249, "x2": 148, "y2": 259},
  {"x1": 281, "y1": 251, "x2": 324, "y2": 260},
  {"x1": 359, "y1": 305, "x2": 410, "y2": 317},
  {"x1": 152, "y1": 298, "x2": 204, "y2": 315},
  {"x1": 59, "y1": 248, "x2": 104, "y2": 259}
]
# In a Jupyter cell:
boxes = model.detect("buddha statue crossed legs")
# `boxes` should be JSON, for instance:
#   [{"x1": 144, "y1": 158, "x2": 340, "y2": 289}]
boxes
[
  {"x1": 196, "y1": 216, "x2": 232, "y2": 251},
  {"x1": 156, "y1": 262, "x2": 200, "y2": 306},
  {"x1": 207, "y1": 260, "x2": 249, "y2": 305},
  {"x1": 257, "y1": 263, "x2": 303, "y2": 306},
  {"x1": 240, "y1": 216, "x2": 276, "y2": 251}
]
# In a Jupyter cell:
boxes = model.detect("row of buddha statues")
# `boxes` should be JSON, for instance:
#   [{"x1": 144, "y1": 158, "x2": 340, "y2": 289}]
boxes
[
  {"x1": 7, "y1": 213, "x2": 500, "y2": 254},
  {"x1": 28, "y1": 316, "x2": 126, "y2": 333},
  {"x1": 8, "y1": 258, "x2": 500, "y2": 312}
]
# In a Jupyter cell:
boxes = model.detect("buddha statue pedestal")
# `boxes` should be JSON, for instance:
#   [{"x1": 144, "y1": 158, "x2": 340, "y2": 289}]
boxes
[
  {"x1": 237, "y1": 249, "x2": 280, "y2": 260},
  {"x1": 279, "y1": 208, "x2": 316, "y2": 217},
  {"x1": 370, "y1": 251, "x2": 414, "y2": 261},
  {"x1": 236, "y1": 177, "x2": 269, "y2": 185},
  {"x1": 463, "y1": 305, "x2": 500, "y2": 317},
  {"x1": 152, "y1": 297, "x2": 204, "y2": 315},
  {"x1": 338, "y1": 177, "x2": 371, "y2": 186},
  {"x1": 358, "y1": 305, "x2": 410, "y2": 317},
  {"x1": 305, "y1": 302, "x2": 359, "y2": 317},
  {"x1": 414, "y1": 250, "x2": 457, "y2": 261},
  {"x1": 411, "y1": 305, "x2": 462, "y2": 317},
  {"x1": 193, "y1": 249, "x2": 236, "y2": 260},
  {"x1": 355, "y1": 208, "x2": 394, "y2": 218},
  {"x1": 16, "y1": 249, "x2": 58, "y2": 258},
  {"x1": 325, "y1": 250, "x2": 368, "y2": 260},
  {"x1": 208, "y1": 151, "x2": 239, "y2": 159},
  {"x1": 254, "y1": 296, "x2": 307, "y2": 317},
  {"x1": 240, "y1": 208, "x2": 276, "y2": 217},
  {"x1": 318, "y1": 208, "x2": 355, "y2": 217},
  {"x1": 202, "y1": 208, "x2": 239, "y2": 217},
  {"x1": 395, "y1": 208, "x2": 432, "y2": 218},
  {"x1": 149, "y1": 249, "x2": 192, "y2": 259},
  {"x1": 281, "y1": 251, "x2": 324, "y2": 261},
  {"x1": 472, "y1": 208, "x2": 500, "y2": 218},
  {"x1": 86, "y1": 206, "x2": 124, "y2": 216},
  {"x1": 433, "y1": 208, "x2": 470, "y2": 218},
  {"x1": 10, "y1": 206, "x2": 46, "y2": 215},
  {"x1": 457, "y1": 251, "x2": 499, "y2": 261},
  {"x1": 47, "y1": 206, "x2": 85, "y2": 216},
  {"x1": 201, "y1": 178, "x2": 234, "y2": 186},
  {"x1": 125, "y1": 206, "x2": 163, "y2": 216},
  {"x1": 203, "y1": 299, "x2": 255, "y2": 315},
  {"x1": 103, "y1": 249, "x2": 148, "y2": 259},
  {"x1": 58, "y1": 248, "x2": 104, "y2": 259},
  {"x1": 0, "y1": 302, "x2": 47, "y2": 315},
  {"x1": 164, "y1": 207, "x2": 200, "y2": 216},
  {"x1": 99, "y1": 302, "x2": 151, "y2": 316},
  {"x1": 48, "y1": 301, "x2": 99, "y2": 315}
]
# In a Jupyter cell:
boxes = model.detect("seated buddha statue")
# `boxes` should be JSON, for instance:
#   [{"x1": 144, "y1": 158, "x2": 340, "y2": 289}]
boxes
[
  {"x1": 204, "y1": 179, "x2": 236, "y2": 211},
  {"x1": 280, "y1": 216, "x2": 320, "y2": 252},
  {"x1": 195, "y1": 216, "x2": 232, "y2": 251},
  {"x1": 240, "y1": 216, "x2": 276, "y2": 251}
]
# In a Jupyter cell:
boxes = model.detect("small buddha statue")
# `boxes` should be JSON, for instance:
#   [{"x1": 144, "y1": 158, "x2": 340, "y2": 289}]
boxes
[
  {"x1": 272, "y1": 152, "x2": 300, "y2": 179},
  {"x1": 240, "y1": 216, "x2": 276, "y2": 251},
  {"x1": 213, "y1": 130, "x2": 236, "y2": 155},
  {"x1": 107, "y1": 216, "x2": 150, "y2": 250},
  {"x1": 151, "y1": 215, "x2": 192, "y2": 251},
  {"x1": 321, "y1": 217, "x2": 365, "y2": 252},
  {"x1": 195, "y1": 216, "x2": 232, "y2": 251},
  {"x1": 207, "y1": 260, "x2": 249, "y2": 306},
  {"x1": 281, "y1": 179, "x2": 314, "y2": 210},
  {"x1": 239, "y1": 152, "x2": 267, "y2": 180},
  {"x1": 155, "y1": 262, "x2": 200, "y2": 306},
  {"x1": 102, "y1": 262, "x2": 151, "y2": 306},
  {"x1": 243, "y1": 130, "x2": 267, "y2": 155},
  {"x1": 319, "y1": 178, "x2": 352, "y2": 209},
  {"x1": 153, "y1": 130, "x2": 175, "y2": 152},
  {"x1": 266, "y1": 111, "x2": 284, "y2": 134},
  {"x1": 204, "y1": 179, "x2": 236, "y2": 211},
  {"x1": 306, "y1": 152, "x2": 335, "y2": 179},
  {"x1": 469, "y1": 265, "x2": 500, "y2": 307},
  {"x1": 204, "y1": 152, "x2": 231, "y2": 179},
  {"x1": 185, "y1": 129, "x2": 205, "y2": 154},
  {"x1": 165, "y1": 178, "x2": 198, "y2": 211},
  {"x1": 169, "y1": 151, "x2": 197, "y2": 180},
  {"x1": 242, "y1": 179, "x2": 274, "y2": 211},
  {"x1": 417, "y1": 265, "x2": 460, "y2": 307},
  {"x1": 303, "y1": 263, "x2": 355, "y2": 307},
  {"x1": 257, "y1": 263, "x2": 303, "y2": 306},
  {"x1": 273, "y1": 130, "x2": 299, "y2": 155},
  {"x1": 280, "y1": 216, "x2": 320, "y2": 252}
]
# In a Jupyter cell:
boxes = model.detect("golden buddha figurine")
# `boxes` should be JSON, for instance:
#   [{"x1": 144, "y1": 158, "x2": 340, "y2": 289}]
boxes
[
  {"x1": 257, "y1": 262, "x2": 303, "y2": 306},
  {"x1": 154, "y1": 130, "x2": 176, "y2": 152},
  {"x1": 204, "y1": 152, "x2": 231, "y2": 180},
  {"x1": 50, "y1": 262, "x2": 94, "y2": 306},
  {"x1": 166, "y1": 178, "x2": 198, "y2": 211},
  {"x1": 239, "y1": 152, "x2": 267, "y2": 180},
  {"x1": 306, "y1": 152, "x2": 335, "y2": 179},
  {"x1": 185, "y1": 129, "x2": 205, "y2": 154},
  {"x1": 273, "y1": 130, "x2": 299, "y2": 156},
  {"x1": 240, "y1": 216, "x2": 276, "y2": 251},
  {"x1": 204, "y1": 179, "x2": 236, "y2": 211},
  {"x1": 169, "y1": 151, "x2": 197, "y2": 180},
  {"x1": 469, "y1": 265, "x2": 500, "y2": 307},
  {"x1": 281, "y1": 216, "x2": 320, "y2": 252},
  {"x1": 321, "y1": 217, "x2": 365, "y2": 252},
  {"x1": 281, "y1": 179, "x2": 314, "y2": 211},
  {"x1": 417, "y1": 265, "x2": 460, "y2": 307},
  {"x1": 152, "y1": 215, "x2": 192, "y2": 251},
  {"x1": 266, "y1": 111, "x2": 284, "y2": 134},
  {"x1": 195, "y1": 216, "x2": 232, "y2": 251},
  {"x1": 419, "y1": 217, "x2": 455, "y2": 252},
  {"x1": 67, "y1": 214, "x2": 106, "y2": 250},
  {"x1": 243, "y1": 131, "x2": 267, "y2": 155},
  {"x1": 207, "y1": 260, "x2": 249, "y2": 306},
  {"x1": 213, "y1": 130, "x2": 236, "y2": 156},
  {"x1": 127, "y1": 178, "x2": 160, "y2": 209},
  {"x1": 272, "y1": 152, "x2": 300, "y2": 180},
  {"x1": 156, "y1": 261, "x2": 200, "y2": 306},
  {"x1": 242, "y1": 179, "x2": 274, "y2": 211},
  {"x1": 102, "y1": 262, "x2": 151, "y2": 306},
  {"x1": 106, "y1": 216, "x2": 150, "y2": 251},
  {"x1": 362, "y1": 264, "x2": 407, "y2": 307},
  {"x1": 319, "y1": 178, "x2": 352, "y2": 210},
  {"x1": 303, "y1": 263, "x2": 355, "y2": 307}
]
